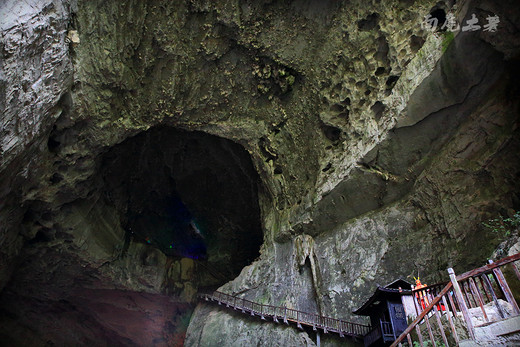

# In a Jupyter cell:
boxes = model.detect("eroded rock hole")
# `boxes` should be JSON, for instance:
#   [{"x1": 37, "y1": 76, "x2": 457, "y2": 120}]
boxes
[
  {"x1": 374, "y1": 67, "x2": 385, "y2": 76},
  {"x1": 371, "y1": 101, "x2": 386, "y2": 120},
  {"x1": 47, "y1": 126, "x2": 61, "y2": 152},
  {"x1": 430, "y1": 8, "x2": 447, "y2": 30},
  {"x1": 410, "y1": 35, "x2": 425, "y2": 53},
  {"x1": 357, "y1": 13, "x2": 379, "y2": 31},
  {"x1": 341, "y1": 97, "x2": 351, "y2": 106},
  {"x1": 386, "y1": 75, "x2": 400, "y2": 89},
  {"x1": 375, "y1": 36, "x2": 390, "y2": 64},
  {"x1": 319, "y1": 122, "x2": 342, "y2": 142},
  {"x1": 102, "y1": 126, "x2": 263, "y2": 288}
]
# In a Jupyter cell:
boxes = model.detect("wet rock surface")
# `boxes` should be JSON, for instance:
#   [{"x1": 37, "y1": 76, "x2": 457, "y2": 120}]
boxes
[{"x1": 1, "y1": 0, "x2": 520, "y2": 345}]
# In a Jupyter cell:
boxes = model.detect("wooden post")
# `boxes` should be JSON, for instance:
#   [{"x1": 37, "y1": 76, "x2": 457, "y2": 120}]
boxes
[
  {"x1": 478, "y1": 276, "x2": 493, "y2": 303},
  {"x1": 512, "y1": 262, "x2": 520, "y2": 282},
  {"x1": 424, "y1": 315, "x2": 436, "y2": 346},
  {"x1": 468, "y1": 277, "x2": 488, "y2": 322},
  {"x1": 448, "y1": 268, "x2": 475, "y2": 340},
  {"x1": 482, "y1": 274, "x2": 505, "y2": 319},
  {"x1": 415, "y1": 325, "x2": 424, "y2": 347},
  {"x1": 426, "y1": 288, "x2": 434, "y2": 307},
  {"x1": 433, "y1": 305, "x2": 449, "y2": 347},
  {"x1": 413, "y1": 290, "x2": 423, "y2": 315},
  {"x1": 462, "y1": 281, "x2": 474, "y2": 308},
  {"x1": 442, "y1": 295, "x2": 459, "y2": 344},
  {"x1": 490, "y1": 260, "x2": 520, "y2": 315},
  {"x1": 447, "y1": 290, "x2": 458, "y2": 315}
]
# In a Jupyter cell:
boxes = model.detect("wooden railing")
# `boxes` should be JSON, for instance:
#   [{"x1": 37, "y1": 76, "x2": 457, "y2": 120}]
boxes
[
  {"x1": 391, "y1": 252, "x2": 520, "y2": 347},
  {"x1": 364, "y1": 326, "x2": 382, "y2": 346},
  {"x1": 381, "y1": 320, "x2": 394, "y2": 338},
  {"x1": 199, "y1": 291, "x2": 371, "y2": 338}
]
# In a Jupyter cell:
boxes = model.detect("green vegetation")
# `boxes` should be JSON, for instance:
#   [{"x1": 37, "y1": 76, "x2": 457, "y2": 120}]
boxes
[
  {"x1": 482, "y1": 211, "x2": 520, "y2": 237},
  {"x1": 441, "y1": 31, "x2": 455, "y2": 53}
]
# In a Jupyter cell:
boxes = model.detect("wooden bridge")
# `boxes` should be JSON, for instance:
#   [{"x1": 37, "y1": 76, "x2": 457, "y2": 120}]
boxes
[
  {"x1": 198, "y1": 291, "x2": 371, "y2": 338},
  {"x1": 198, "y1": 252, "x2": 520, "y2": 346}
]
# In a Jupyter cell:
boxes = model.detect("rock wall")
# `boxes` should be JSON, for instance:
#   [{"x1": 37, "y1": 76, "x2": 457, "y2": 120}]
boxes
[
  {"x1": 0, "y1": 0, "x2": 75, "y2": 292},
  {"x1": 186, "y1": 0, "x2": 520, "y2": 345},
  {"x1": 1, "y1": 0, "x2": 519, "y2": 345}
]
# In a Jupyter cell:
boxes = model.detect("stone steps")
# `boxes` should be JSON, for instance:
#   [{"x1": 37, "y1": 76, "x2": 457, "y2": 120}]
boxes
[{"x1": 459, "y1": 315, "x2": 520, "y2": 346}]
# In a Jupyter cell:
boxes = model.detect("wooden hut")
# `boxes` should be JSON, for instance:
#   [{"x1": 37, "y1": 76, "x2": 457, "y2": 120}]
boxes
[{"x1": 354, "y1": 279, "x2": 413, "y2": 346}]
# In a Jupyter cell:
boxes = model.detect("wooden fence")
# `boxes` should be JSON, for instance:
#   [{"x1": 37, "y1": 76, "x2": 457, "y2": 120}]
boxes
[
  {"x1": 199, "y1": 291, "x2": 371, "y2": 338},
  {"x1": 391, "y1": 252, "x2": 520, "y2": 347}
]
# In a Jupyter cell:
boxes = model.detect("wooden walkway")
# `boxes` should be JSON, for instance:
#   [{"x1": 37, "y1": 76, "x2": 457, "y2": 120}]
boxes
[
  {"x1": 198, "y1": 253, "x2": 520, "y2": 347},
  {"x1": 199, "y1": 291, "x2": 371, "y2": 338}
]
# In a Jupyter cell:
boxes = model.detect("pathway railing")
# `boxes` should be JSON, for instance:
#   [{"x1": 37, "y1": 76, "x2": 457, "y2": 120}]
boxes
[
  {"x1": 199, "y1": 290, "x2": 371, "y2": 338},
  {"x1": 391, "y1": 252, "x2": 520, "y2": 347}
]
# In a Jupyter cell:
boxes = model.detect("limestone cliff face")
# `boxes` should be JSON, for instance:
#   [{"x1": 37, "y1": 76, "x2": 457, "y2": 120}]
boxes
[
  {"x1": 1, "y1": 0, "x2": 519, "y2": 345},
  {"x1": 0, "y1": 0, "x2": 74, "y2": 292}
]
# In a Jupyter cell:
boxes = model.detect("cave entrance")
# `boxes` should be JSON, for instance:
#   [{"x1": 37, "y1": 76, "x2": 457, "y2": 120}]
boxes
[{"x1": 101, "y1": 126, "x2": 263, "y2": 290}]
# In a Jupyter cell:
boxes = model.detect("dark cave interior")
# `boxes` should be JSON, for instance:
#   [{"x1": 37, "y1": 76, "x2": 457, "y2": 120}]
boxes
[
  {"x1": 0, "y1": 126, "x2": 265, "y2": 345},
  {"x1": 101, "y1": 126, "x2": 264, "y2": 283},
  {"x1": 3, "y1": 0, "x2": 520, "y2": 345}
]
